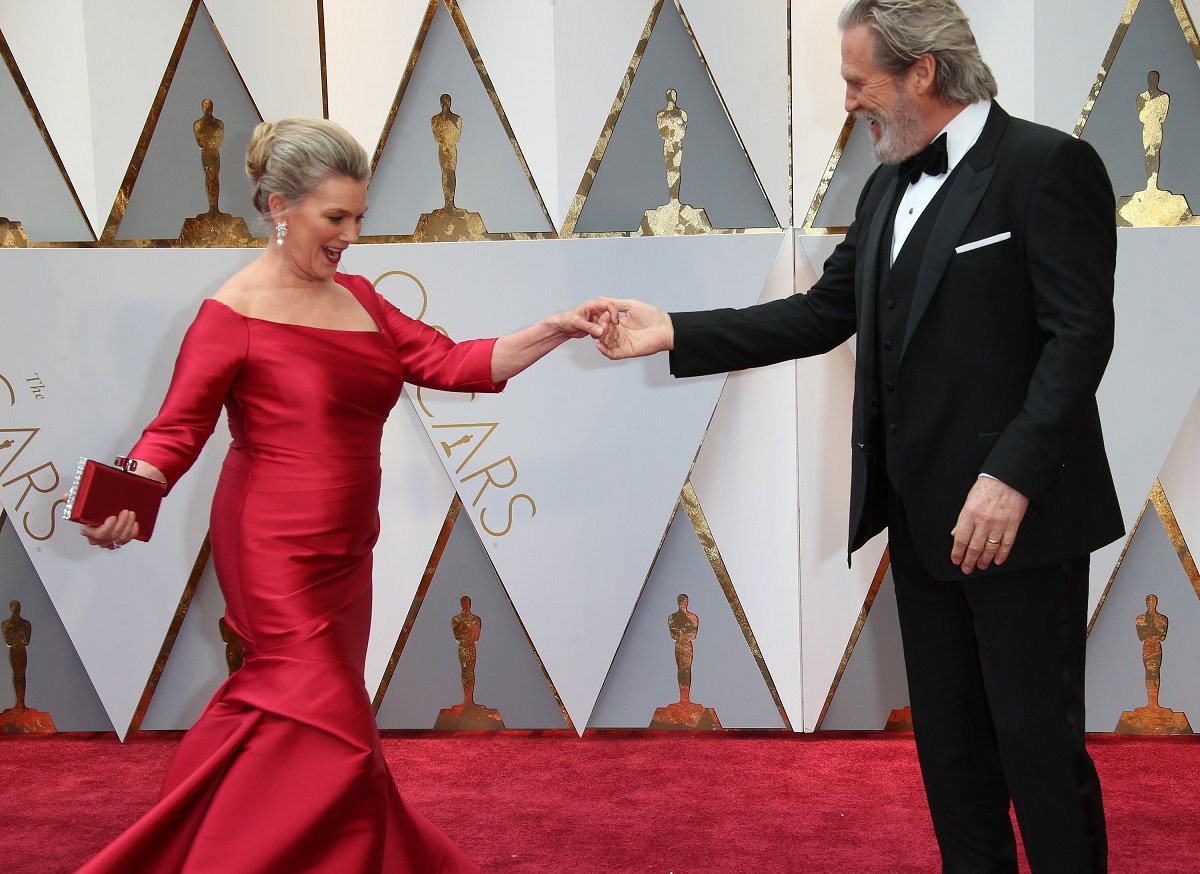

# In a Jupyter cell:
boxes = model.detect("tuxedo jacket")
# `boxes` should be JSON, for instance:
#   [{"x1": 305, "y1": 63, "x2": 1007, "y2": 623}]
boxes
[{"x1": 670, "y1": 103, "x2": 1124, "y2": 579}]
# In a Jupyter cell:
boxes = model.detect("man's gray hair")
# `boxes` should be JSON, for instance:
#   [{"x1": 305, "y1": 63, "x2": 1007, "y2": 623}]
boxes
[{"x1": 839, "y1": 0, "x2": 998, "y2": 103}]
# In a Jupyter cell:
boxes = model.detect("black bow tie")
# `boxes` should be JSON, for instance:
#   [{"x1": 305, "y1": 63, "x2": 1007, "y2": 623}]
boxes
[{"x1": 897, "y1": 133, "x2": 948, "y2": 186}]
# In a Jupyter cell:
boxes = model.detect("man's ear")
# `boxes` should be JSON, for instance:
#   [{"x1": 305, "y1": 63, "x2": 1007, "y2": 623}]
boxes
[{"x1": 910, "y1": 53, "x2": 937, "y2": 97}]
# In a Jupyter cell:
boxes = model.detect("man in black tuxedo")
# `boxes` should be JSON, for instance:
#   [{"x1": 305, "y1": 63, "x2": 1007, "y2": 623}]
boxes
[{"x1": 595, "y1": 1, "x2": 1121, "y2": 871}]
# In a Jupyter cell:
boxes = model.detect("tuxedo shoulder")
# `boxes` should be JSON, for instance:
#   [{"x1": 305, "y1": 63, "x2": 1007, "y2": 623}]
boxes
[
  {"x1": 1003, "y1": 114, "x2": 1078, "y2": 150},
  {"x1": 997, "y1": 116, "x2": 1104, "y2": 175}
]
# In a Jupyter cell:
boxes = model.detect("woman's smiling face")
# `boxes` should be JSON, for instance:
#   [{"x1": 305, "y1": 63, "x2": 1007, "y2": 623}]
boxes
[{"x1": 275, "y1": 174, "x2": 368, "y2": 281}]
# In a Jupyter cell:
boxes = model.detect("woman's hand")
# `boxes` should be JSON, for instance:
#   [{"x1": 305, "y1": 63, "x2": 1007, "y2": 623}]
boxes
[
  {"x1": 489, "y1": 300, "x2": 614, "y2": 382},
  {"x1": 543, "y1": 299, "x2": 613, "y2": 340},
  {"x1": 81, "y1": 509, "x2": 139, "y2": 550},
  {"x1": 76, "y1": 459, "x2": 163, "y2": 550}
]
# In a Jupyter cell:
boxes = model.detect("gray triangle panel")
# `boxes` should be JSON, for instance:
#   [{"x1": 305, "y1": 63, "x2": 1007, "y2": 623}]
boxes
[
  {"x1": 589, "y1": 506, "x2": 784, "y2": 729},
  {"x1": 1079, "y1": 0, "x2": 1200, "y2": 206},
  {"x1": 376, "y1": 508, "x2": 567, "y2": 730},
  {"x1": 819, "y1": 568, "x2": 911, "y2": 731},
  {"x1": 1085, "y1": 502, "x2": 1200, "y2": 731},
  {"x1": 117, "y1": 5, "x2": 263, "y2": 241},
  {"x1": 0, "y1": 46, "x2": 93, "y2": 241},
  {"x1": 0, "y1": 514, "x2": 113, "y2": 731},
  {"x1": 574, "y1": 1, "x2": 777, "y2": 233}
]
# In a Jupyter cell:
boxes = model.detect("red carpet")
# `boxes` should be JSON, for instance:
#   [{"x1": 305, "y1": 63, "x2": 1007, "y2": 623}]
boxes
[{"x1": 2, "y1": 731, "x2": 1197, "y2": 872}]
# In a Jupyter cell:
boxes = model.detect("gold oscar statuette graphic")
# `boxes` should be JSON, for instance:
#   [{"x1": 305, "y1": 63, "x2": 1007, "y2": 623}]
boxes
[
  {"x1": 1116, "y1": 72, "x2": 1198, "y2": 227},
  {"x1": 218, "y1": 616, "x2": 244, "y2": 676},
  {"x1": 638, "y1": 89, "x2": 713, "y2": 237},
  {"x1": 413, "y1": 94, "x2": 489, "y2": 242},
  {"x1": 434, "y1": 596, "x2": 505, "y2": 730},
  {"x1": 1, "y1": 601, "x2": 56, "y2": 733},
  {"x1": 0, "y1": 125, "x2": 30, "y2": 246},
  {"x1": 0, "y1": 217, "x2": 30, "y2": 247},
  {"x1": 884, "y1": 705, "x2": 913, "y2": 732},
  {"x1": 650, "y1": 594, "x2": 721, "y2": 729},
  {"x1": 1115, "y1": 594, "x2": 1193, "y2": 734},
  {"x1": 178, "y1": 98, "x2": 255, "y2": 246}
]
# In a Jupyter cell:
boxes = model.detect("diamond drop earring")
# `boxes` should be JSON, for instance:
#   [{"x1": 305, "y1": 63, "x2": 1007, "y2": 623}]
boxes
[{"x1": 275, "y1": 221, "x2": 287, "y2": 246}]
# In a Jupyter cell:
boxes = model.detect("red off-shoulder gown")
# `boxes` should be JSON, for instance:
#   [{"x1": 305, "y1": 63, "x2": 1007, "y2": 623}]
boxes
[{"x1": 80, "y1": 273, "x2": 500, "y2": 873}]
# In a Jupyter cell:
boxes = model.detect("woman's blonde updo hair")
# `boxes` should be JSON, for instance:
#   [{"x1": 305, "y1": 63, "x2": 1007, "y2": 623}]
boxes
[{"x1": 245, "y1": 117, "x2": 369, "y2": 216}]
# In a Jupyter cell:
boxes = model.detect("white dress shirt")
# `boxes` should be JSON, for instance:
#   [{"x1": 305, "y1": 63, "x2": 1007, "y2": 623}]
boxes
[{"x1": 890, "y1": 99, "x2": 992, "y2": 264}]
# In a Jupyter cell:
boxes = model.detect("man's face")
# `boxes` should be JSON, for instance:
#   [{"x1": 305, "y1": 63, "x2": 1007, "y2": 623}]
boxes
[{"x1": 841, "y1": 25, "x2": 929, "y2": 164}]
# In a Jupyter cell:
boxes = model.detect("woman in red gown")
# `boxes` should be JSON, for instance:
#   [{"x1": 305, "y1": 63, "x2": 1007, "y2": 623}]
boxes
[{"x1": 78, "y1": 117, "x2": 605, "y2": 873}]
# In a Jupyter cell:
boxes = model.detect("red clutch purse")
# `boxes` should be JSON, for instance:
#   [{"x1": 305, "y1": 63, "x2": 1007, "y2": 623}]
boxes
[{"x1": 62, "y1": 457, "x2": 167, "y2": 542}]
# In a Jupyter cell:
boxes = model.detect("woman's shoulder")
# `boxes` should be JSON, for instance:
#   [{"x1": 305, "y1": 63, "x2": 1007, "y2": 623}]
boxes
[
  {"x1": 209, "y1": 266, "x2": 259, "y2": 317},
  {"x1": 335, "y1": 271, "x2": 396, "y2": 321},
  {"x1": 333, "y1": 271, "x2": 374, "y2": 293}
]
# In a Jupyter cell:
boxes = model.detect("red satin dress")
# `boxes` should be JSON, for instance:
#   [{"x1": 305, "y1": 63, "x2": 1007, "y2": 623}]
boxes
[{"x1": 80, "y1": 273, "x2": 500, "y2": 873}]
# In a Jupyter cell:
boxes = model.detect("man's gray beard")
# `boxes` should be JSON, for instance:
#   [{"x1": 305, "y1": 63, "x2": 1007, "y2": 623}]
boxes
[{"x1": 865, "y1": 93, "x2": 929, "y2": 165}]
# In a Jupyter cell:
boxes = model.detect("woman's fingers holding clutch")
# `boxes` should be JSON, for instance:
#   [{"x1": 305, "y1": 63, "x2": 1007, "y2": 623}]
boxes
[{"x1": 81, "y1": 509, "x2": 139, "y2": 549}]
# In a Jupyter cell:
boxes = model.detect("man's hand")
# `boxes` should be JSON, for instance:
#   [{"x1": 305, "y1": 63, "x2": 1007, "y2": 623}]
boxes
[
  {"x1": 950, "y1": 476, "x2": 1029, "y2": 574},
  {"x1": 595, "y1": 298, "x2": 674, "y2": 360}
]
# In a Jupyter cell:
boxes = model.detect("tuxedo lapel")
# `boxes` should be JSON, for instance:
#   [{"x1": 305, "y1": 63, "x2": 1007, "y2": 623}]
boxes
[{"x1": 899, "y1": 103, "x2": 1009, "y2": 361}]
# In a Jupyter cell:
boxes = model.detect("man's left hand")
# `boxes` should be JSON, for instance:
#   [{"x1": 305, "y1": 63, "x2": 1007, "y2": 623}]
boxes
[{"x1": 950, "y1": 476, "x2": 1029, "y2": 574}]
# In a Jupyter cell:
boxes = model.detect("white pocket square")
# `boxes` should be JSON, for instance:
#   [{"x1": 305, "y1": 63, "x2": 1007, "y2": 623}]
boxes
[{"x1": 955, "y1": 232, "x2": 1011, "y2": 254}]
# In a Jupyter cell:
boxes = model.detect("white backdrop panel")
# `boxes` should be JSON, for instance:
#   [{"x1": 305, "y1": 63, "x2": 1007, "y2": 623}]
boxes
[
  {"x1": 690, "y1": 234, "x2": 802, "y2": 726},
  {"x1": 795, "y1": 234, "x2": 889, "y2": 731},
  {"x1": 342, "y1": 232, "x2": 784, "y2": 728},
  {"x1": 1094, "y1": 228, "x2": 1200, "y2": 610},
  {"x1": 960, "y1": 0, "x2": 1036, "y2": 122},
  {"x1": 1159, "y1": 389, "x2": 1200, "y2": 548}
]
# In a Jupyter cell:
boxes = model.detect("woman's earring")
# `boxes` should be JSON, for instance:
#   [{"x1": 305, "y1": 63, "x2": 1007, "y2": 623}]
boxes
[{"x1": 275, "y1": 221, "x2": 287, "y2": 246}]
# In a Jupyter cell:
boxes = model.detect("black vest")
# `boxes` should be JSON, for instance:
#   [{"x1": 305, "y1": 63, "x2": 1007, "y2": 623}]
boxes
[{"x1": 874, "y1": 177, "x2": 957, "y2": 483}]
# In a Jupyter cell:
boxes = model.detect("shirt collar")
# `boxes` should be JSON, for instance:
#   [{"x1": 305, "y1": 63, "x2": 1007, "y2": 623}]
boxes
[{"x1": 936, "y1": 98, "x2": 991, "y2": 172}]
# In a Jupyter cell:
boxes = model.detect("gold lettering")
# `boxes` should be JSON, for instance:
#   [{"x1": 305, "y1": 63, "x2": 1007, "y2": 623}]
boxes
[
  {"x1": 460, "y1": 456, "x2": 518, "y2": 508},
  {"x1": 0, "y1": 428, "x2": 41, "y2": 481},
  {"x1": 25, "y1": 373, "x2": 46, "y2": 400},
  {"x1": 2, "y1": 460, "x2": 61, "y2": 513},
  {"x1": 431, "y1": 422, "x2": 499, "y2": 474},
  {"x1": 25, "y1": 496, "x2": 65, "y2": 542},
  {"x1": 369, "y1": 283, "x2": 540, "y2": 535},
  {"x1": 480, "y1": 493, "x2": 536, "y2": 538}
]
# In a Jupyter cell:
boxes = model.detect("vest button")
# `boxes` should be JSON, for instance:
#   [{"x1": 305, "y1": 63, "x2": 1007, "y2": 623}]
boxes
[
  {"x1": 888, "y1": 424, "x2": 898, "y2": 435},
  {"x1": 885, "y1": 381, "x2": 895, "y2": 392},
  {"x1": 883, "y1": 339, "x2": 894, "y2": 351},
  {"x1": 885, "y1": 298, "x2": 895, "y2": 309}
]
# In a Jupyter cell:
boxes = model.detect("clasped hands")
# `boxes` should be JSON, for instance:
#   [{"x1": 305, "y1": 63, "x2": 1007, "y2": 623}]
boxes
[{"x1": 574, "y1": 297, "x2": 675, "y2": 359}]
